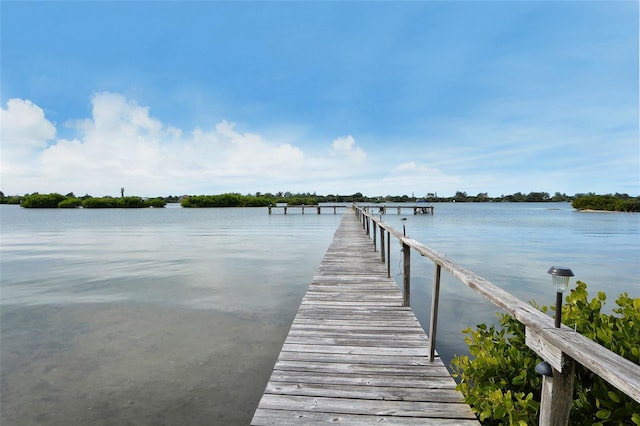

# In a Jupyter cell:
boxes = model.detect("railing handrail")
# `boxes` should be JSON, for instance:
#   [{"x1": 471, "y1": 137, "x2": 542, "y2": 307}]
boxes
[{"x1": 353, "y1": 204, "x2": 640, "y2": 406}]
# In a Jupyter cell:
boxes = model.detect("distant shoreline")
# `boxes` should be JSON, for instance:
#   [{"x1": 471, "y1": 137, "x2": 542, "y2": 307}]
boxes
[{"x1": 576, "y1": 209, "x2": 635, "y2": 213}]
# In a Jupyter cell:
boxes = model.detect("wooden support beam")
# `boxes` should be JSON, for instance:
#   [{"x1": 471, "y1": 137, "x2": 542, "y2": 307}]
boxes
[
  {"x1": 372, "y1": 221, "x2": 377, "y2": 251},
  {"x1": 526, "y1": 327, "x2": 566, "y2": 372},
  {"x1": 380, "y1": 226, "x2": 386, "y2": 263},
  {"x1": 386, "y1": 230, "x2": 391, "y2": 278},
  {"x1": 539, "y1": 359, "x2": 575, "y2": 426},
  {"x1": 402, "y1": 242, "x2": 411, "y2": 307},
  {"x1": 428, "y1": 264, "x2": 442, "y2": 362}
]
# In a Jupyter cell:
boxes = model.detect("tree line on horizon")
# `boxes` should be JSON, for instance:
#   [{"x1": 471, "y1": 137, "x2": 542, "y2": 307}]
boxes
[
  {"x1": 1, "y1": 192, "x2": 166, "y2": 209},
  {"x1": 1, "y1": 191, "x2": 638, "y2": 211}
]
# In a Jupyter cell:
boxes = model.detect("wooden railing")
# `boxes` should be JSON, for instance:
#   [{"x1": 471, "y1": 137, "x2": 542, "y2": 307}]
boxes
[
  {"x1": 354, "y1": 204, "x2": 640, "y2": 425},
  {"x1": 267, "y1": 205, "x2": 347, "y2": 214},
  {"x1": 268, "y1": 204, "x2": 434, "y2": 215}
]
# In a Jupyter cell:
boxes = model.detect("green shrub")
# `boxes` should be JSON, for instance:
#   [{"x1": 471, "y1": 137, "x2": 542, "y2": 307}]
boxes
[
  {"x1": 451, "y1": 313, "x2": 541, "y2": 424},
  {"x1": 121, "y1": 196, "x2": 145, "y2": 208},
  {"x1": 58, "y1": 197, "x2": 82, "y2": 208},
  {"x1": 0, "y1": 192, "x2": 22, "y2": 204},
  {"x1": 563, "y1": 283, "x2": 640, "y2": 425},
  {"x1": 451, "y1": 282, "x2": 640, "y2": 425},
  {"x1": 82, "y1": 197, "x2": 122, "y2": 208},
  {"x1": 286, "y1": 197, "x2": 318, "y2": 206},
  {"x1": 144, "y1": 197, "x2": 167, "y2": 208},
  {"x1": 242, "y1": 196, "x2": 273, "y2": 207},
  {"x1": 616, "y1": 199, "x2": 640, "y2": 212},
  {"x1": 181, "y1": 193, "x2": 272, "y2": 208},
  {"x1": 573, "y1": 195, "x2": 640, "y2": 212},
  {"x1": 21, "y1": 193, "x2": 66, "y2": 208},
  {"x1": 3, "y1": 196, "x2": 24, "y2": 204}
]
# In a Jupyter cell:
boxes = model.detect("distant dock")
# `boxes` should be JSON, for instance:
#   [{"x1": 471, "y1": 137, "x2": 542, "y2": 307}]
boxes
[{"x1": 267, "y1": 204, "x2": 434, "y2": 215}]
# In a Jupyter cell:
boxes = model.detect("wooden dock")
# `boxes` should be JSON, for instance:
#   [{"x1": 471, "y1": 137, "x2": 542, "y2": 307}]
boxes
[
  {"x1": 268, "y1": 205, "x2": 346, "y2": 214},
  {"x1": 267, "y1": 204, "x2": 434, "y2": 215},
  {"x1": 251, "y1": 211, "x2": 478, "y2": 424}
]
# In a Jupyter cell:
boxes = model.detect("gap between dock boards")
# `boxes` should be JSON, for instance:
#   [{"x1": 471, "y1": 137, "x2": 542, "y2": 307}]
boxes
[{"x1": 251, "y1": 210, "x2": 479, "y2": 424}]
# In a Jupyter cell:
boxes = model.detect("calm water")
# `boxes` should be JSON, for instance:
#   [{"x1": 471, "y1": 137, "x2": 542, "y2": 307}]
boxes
[{"x1": 1, "y1": 203, "x2": 638, "y2": 425}]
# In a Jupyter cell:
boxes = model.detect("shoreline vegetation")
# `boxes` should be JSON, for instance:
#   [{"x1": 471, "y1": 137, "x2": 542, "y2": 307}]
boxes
[
  {"x1": 1, "y1": 191, "x2": 638, "y2": 212},
  {"x1": 452, "y1": 282, "x2": 640, "y2": 424}
]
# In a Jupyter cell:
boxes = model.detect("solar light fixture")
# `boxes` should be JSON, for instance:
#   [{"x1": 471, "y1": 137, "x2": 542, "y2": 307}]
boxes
[
  {"x1": 535, "y1": 361, "x2": 553, "y2": 377},
  {"x1": 401, "y1": 217, "x2": 407, "y2": 236},
  {"x1": 547, "y1": 266, "x2": 574, "y2": 328}
]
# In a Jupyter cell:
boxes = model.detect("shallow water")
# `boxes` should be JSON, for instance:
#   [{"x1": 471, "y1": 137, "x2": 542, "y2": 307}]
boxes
[
  {"x1": 379, "y1": 203, "x2": 639, "y2": 365},
  {"x1": 1, "y1": 203, "x2": 638, "y2": 425},
  {"x1": 1, "y1": 304, "x2": 285, "y2": 425},
  {"x1": 1, "y1": 205, "x2": 341, "y2": 425}
]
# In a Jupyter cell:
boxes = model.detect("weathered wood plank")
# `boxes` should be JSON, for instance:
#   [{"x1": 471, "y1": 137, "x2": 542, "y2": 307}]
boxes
[
  {"x1": 544, "y1": 327, "x2": 640, "y2": 403},
  {"x1": 280, "y1": 343, "x2": 430, "y2": 356},
  {"x1": 291, "y1": 318, "x2": 421, "y2": 326},
  {"x1": 285, "y1": 330, "x2": 428, "y2": 341},
  {"x1": 256, "y1": 395, "x2": 477, "y2": 419},
  {"x1": 288, "y1": 325, "x2": 426, "y2": 335},
  {"x1": 252, "y1": 409, "x2": 480, "y2": 425},
  {"x1": 263, "y1": 382, "x2": 465, "y2": 402},
  {"x1": 293, "y1": 309, "x2": 416, "y2": 318},
  {"x1": 283, "y1": 336, "x2": 429, "y2": 347},
  {"x1": 267, "y1": 371, "x2": 456, "y2": 390},
  {"x1": 267, "y1": 371, "x2": 456, "y2": 389},
  {"x1": 275, "y1": 351, "x2": 440, "y2": 366},
  {"x1": 251, "y1": 211, "x2": 479, "y2": 424},
  {"x1": 273, "y1": 360, "x2": 450, "y2": 376}
]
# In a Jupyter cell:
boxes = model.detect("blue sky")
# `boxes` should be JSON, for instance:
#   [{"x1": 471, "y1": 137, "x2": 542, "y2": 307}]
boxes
[{"x1": 1, "y1": 1, "x2": 638, "y2": 197}]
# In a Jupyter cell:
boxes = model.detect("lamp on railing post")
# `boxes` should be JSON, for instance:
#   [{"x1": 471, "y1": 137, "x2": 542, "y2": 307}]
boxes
[
  {"x1": 533, "y1": 266, "x2": 576, "y2": 426},
  {"x1": 547, "y1": 266, "x2": 574, "y2": 328},
  {"x1": 401, "y1": 217, "x2": 407, "y2": 236}
]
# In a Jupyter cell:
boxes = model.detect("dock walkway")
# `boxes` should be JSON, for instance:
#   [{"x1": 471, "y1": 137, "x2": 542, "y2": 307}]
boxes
[{"x1": 251, "y1": 210, "x2": 478, "y2": 424}]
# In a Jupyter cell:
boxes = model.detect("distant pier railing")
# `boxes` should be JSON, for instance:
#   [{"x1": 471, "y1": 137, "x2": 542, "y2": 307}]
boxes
[
  {"x1": 268, "y1": 204, "x2": 434, "y2": 215},
  {"x1": 267, "y1": 205, "x2": 346, "y2": 214},
  {"x1": 354, "y1": 204, "x2": 640, "y2": 425}
]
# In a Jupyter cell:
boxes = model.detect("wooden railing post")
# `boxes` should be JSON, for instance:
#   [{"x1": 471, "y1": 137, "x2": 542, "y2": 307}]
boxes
[
  {"x1": 526, "y1": 328, "x2": 576, "y2": 425},
  {"x1": 380, "y1": 225, "x2": 386, "y2": 263},
  {"x1": 539, "y1": 359, "x2": 575, "y2": 426},
  {"x1": 428, "y1": 264, "x2": 442, "y2": 362},
  {"x1": 402, "y1": 241, "x2": 410, "y2": 307},
  {"x1": 372, "y1": 221, "x2": 377, "y2": 250},
  {"x1": 386, "y1": 230, "x2": 391, "y2": 278}
]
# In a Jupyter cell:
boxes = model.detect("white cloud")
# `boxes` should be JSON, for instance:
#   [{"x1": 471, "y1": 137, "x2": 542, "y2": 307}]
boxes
[
  {"x1": 329, "y1": 135, "x2": 367, "y2": 164},
  {"x1": 1, "y1": 99, "x2": 56, "y2": 177},
  {"x1": 6, "y1": 91, "x2": 633, "y2": 198},
  {"x1": 0, "y1": 93, "x2": 374, "y2": 196},
  {"x1": 393, "y1": 162, "x2": 418, "y2": 173}
]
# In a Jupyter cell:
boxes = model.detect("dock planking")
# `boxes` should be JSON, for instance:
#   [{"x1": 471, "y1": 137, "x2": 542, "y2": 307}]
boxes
[{"x1": 251, "y1": 210, "x2": 479, "y2": 424}]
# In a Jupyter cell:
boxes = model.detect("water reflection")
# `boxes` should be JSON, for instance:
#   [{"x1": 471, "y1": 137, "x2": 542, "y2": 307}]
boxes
[
  {"x1": 1, "y1": 303, "x2": 287, "y2": 425},
  {"x1": 1, "y1": 205, "x2": 341, "y2": 425},
  {"x1": 1, "y1": 203, "x2": 638, "y2": 425}
]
